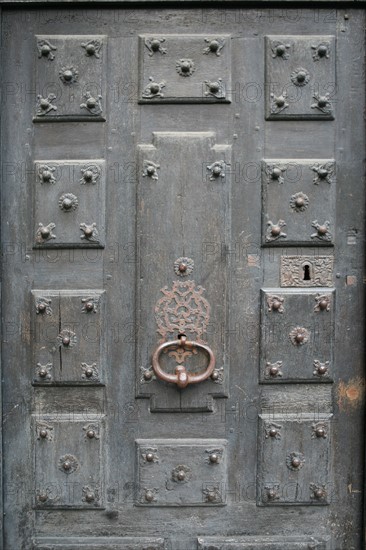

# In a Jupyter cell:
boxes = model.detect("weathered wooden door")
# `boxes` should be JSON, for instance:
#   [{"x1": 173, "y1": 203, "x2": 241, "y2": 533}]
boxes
[{"x1": 1, "y1": 5, "x2": 365, "y2": 549}]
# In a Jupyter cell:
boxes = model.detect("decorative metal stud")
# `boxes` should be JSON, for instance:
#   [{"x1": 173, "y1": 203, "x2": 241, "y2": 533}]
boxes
[
  {"x1": 312, "y1": 422, "x2": 328, "y2": 439},
  {"x1": 176, "y1": 58, "x2": 195, "y2": 77},
  {"x1": 203, "y1": 37, "x2": 225, "y2": 56},
  {"x1": 59, "y1": 454, "x2": 79, "y2": 474},
  {"x1": 270, "y1": 92, "x2": 289, "y2": 115},
  {"x1": 37, "y1": 39, "x2": 57, "y2": 60},
  {"x1": 211, "y1": 366, "x2": 224, "y2": 384},
  {"x1": 143, "y1": 488, "x2": 158, "y2": 503},
  {"x1": 311, "y1": 220, "x2": 332, "y2": 242},
  {"x1": 311, "y1": 92, "x2": 332, "y2": 115},
  {"x1": 286, "y1": 451, "x2": 305, "y2": 471},
  {"x1": 145, "y1": 37, "x2": 167, "y2": 56},
  {"x1": 81, "y1": 296, "x2": 100, "y2": 313},
  {"x1": 265, "y1": 361, "x2": 283, "y2": 379},
  {"x1": 82, "y1": 486, "x2": 100, "y2": 503},
  {"x1": 142, "y1": 77, "x2": 165, "y2": 99},
  {"x1": 172, "y1": 464, "x2": 191, "y2": 483},
  {"x1": 80, "y1": 92, "x2": 103, "y2": 115},
  {"x1": 38, "y1": 165, "x2": 56, "y2": 184},
  {"x1": 265, "y1": 164, "x2": 286, "y2": 185},
  {"x1": 80, "y1": 164, "x2": 101, "y2": 185},
  {"x1": 204, "y1": 79, "x2": 226, "y2": 99},
  {"x1": 59, "y1": 193, "x2": 78, "y2": 212},
  {"x1": 311, "y1": 42, "x2": 330, "y2": 61},
  {"x1": 174, "y1": 257, "x2": 194, "y2": 277},
  {"x1": 36, "y1": 222, "x2": 56, "y2": 244},
  {"x1": 205, "y1": 448, "x2": 223, "y2": 464},
  {"x1": 206, "y1": 160, "x2": 227, "y2": 180},
  {"x1": 142, "y1": 160, "x2": 160, "y2": 181},
  {"x1": 36, "y1": 296, "x2": 52, "y2": 315},
  {"x1": 140, "y1": 366, "x2": 156, "y2": 383},
  {"x1": 310, "y1": 483, "x2": 327, "y2": 501},
  {"x1": 314, "y1": 294, "x2": 331, "y2": 312},
  {"x1": 311, "y1": 162, "x2": 335, "y2": 185},
  {"x1": 271, "y1": 41, "x2": 291, "y2": 59},
  {"x1": 36, "y1": 362, "x2": 52, "y2": 381},
  {"x1": 265, "y1": 422, "x2": 282, "y2": 439},
  {"x1": 59, "y1": 66, "x2": 79, "y2": 84},
  {"x1": 83, "y1": 423, "x2": 100, "y2": 440},
  {"x1": 141, "y1": 448, "x2": 159, "y2": 463},
  {"x1": 290, "y1": 67, "x2": 310, "y2": 87},
  {"x1": 266, "y1": 295, "x2": 284, "y2": 313},
  {"x1": 290, "y1": 192, "x2": 309, "y2": 212},
  {"x1": 202, "y1": 486, "x2": 222, "y2": 503},
  {"x1": 264, "y1": 484, "x2": 280, "y2": 502},
  {"x1": 313, "y1": 360, "x2": 330, "y2": 378},
  {"x1": 266, "y1": 220, "x2": 287, "y2": 243},
  {"x1": 37, "y1": 490, "x2": 49, "y2": 503},
  {"x1": 80, "y1": 222, "x2": 99, "y2": 243},
  {"x1": 81, "y1": 39, "x2": 103, "y2": 58},
  {"x1": 289, "y1": 326, "x2": 310, "y2": 346},
  {"x1": 36, "y1": 94, "x2": 57, "y2": 116},
  {"x1": 57, "y1": 329, "x2": 77, "y2": 348},
  {"x1": 36, "y1": 422, "x2": 53, "y2": 441},
  {"x1": 81, "y1": 362, "x2": 99, "y2": 381}
]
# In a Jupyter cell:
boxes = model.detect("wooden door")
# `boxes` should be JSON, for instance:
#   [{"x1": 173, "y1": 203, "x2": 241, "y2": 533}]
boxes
[{"x1": 1, "y1": 6, "x2": 365, "y2": 549}]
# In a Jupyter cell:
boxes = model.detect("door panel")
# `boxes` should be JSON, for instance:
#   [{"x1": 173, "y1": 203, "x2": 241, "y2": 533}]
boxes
[{"x1": 1, "y1": 6, "x2": 365, "y2": 550}]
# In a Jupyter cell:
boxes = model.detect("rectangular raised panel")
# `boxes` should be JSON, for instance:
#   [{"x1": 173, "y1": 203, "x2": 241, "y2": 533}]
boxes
[
  {"x1": 137, "y1": 132, "x2": 230, "y2": 411},
  {"x1": 257, "y1": 415, "x2": 331, "y2": 506},
  {"x1": 265, "y1": 35, "x2": 335, "y2": 120},
  {"x1": 34, "y1": 35, "x2": 106, "y2": 121},
  {"x1": 33, "y1": 160, "x2": 105, "y2": 248},
  {"x1": 31, "y1": 290, "x2": 105, "y2": 385},
  {"x1": 34, "y1": 418, "x2": 103, "y2": 509},
  {"x1": 280, "y1": 256, "x2": 334, "y2": 287},
  {"x1": 198, "y1": 537, "x2": 326, "y2": 549},
  {"x1": 33, "y1": 538, "x2": 165, "y2": 549},
  {"x1": 260, "y1": 289, "x2": 334, "y2": 383},
  {"x1": 136, "y1": 439, "x2": 227, "y2": 506},
  {"x1": 262, "y1": 159, "x2": 335, "y2": 246},
  {"x1": 139, "y1": 35, "x2": 231, "y2": 103}
]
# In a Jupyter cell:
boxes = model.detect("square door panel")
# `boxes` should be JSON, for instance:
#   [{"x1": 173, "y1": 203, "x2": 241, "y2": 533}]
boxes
[
  {"x1": 257, "y1": 415, "x2": 332, "y2": 506},
  {"x1": 31, "y1": 290, "x2": 105, "y2": 385},
  {"x1": 136, "y1": 439, "x2": 227, "y2": 506},
  {"x1": 139, "y1": 34, "x2": 231, "y2": 103},
  {"x1": 265, "y1": 35, "x2": 335, "y2": 120},
  {"x1": 260, "y1": 289, "x2": 335, "y2": 383},
  {"x1": 34, "y1": 35, "x2": 106, "y2": 121},
  {"x1": 262, "y1": 159, "x2": 335, "y2": 246},
  {"x1": 33, "y1": 160, "x2": 105, "y2": 248},
  {"x1": 34, "y1": 419, "x2": 103, "y2": 508}
]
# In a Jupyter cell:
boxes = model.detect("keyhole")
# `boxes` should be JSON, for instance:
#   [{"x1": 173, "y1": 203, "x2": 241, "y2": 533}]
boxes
[{"x1": 303, "y1": 264, "x2": 311, "y2": 281}]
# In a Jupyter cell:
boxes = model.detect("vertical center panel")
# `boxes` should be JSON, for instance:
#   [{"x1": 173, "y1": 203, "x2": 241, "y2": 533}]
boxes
[{"x1": 136, "y1": 132, "x2": 231, "y2": 411}]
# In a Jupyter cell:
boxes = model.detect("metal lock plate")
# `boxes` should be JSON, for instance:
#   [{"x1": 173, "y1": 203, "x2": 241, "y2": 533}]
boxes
[
  {"x1": 139, "y1": 34, "x2": 231, "y2": 103},
  {"x1": 34, "y1": 35, "x2": 106, "y2": 121},
  {"x1": 136, "y1": 439, "x2": 227, "y2": 506},
  {"x1": 280, "y1": 255, "x2": 334, "y2": 287},
  {"x1": 33, "y1": 160, "x2": 105, "y2": 248},
  {"x1": 265, "y1": 35, "x2": 335, "y2": 120},
  {"x1": 34, "y1": 419, "x2": 103, "y2": 509},
  {"x1": 262, "y1": 159, "x2": 335, "y2": 246},
  {"x1": 257, "y1": 415, "x2": 331, "y2": 506},
  {"x1": 31, "y1": 290, "x2": 105, "y2": 384},
  {"x1": 260, "y1": 289, "x2": 335, "y2": 383}
]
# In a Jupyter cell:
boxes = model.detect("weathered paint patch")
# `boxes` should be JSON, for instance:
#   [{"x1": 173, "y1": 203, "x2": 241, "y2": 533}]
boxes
[{"x1": 337, "y1": 377, "x2": 365, "y2": 412}]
